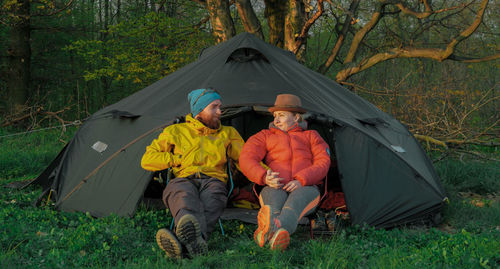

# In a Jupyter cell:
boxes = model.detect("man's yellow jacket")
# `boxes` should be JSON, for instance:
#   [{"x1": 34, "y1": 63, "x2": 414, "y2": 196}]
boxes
[{"x1": 141, "y1": 114, "x2": 244, "y2": 183}]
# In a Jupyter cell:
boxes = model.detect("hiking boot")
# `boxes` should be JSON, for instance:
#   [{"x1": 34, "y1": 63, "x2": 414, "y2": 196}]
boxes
[
  {"x1": 311, "y1": 211, "x2": 328, "y2": 232},
  {"x1": 254, "y1": 205, "x2": 272, "y2": 247},
  {"x1": 156, "y1": 228, "x2": 183, "y2": 259},
  {"x1": 269, "y1": 228, "x2": 290, "y2": 251},
  {"x1": 325, "y1": 212, "x2": 337, "y2": 231},
  {"x1": 175, "y1": 214, "x2": 208, "y2": 258}
]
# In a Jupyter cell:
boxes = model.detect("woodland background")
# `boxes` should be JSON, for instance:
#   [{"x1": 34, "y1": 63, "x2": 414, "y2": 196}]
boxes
[
  {"x1": 1, "y1": 0, "x2": 499, "y2": 154},
  {"x1": 0, "y1": 1, "x2": 499, "y2": 268}
]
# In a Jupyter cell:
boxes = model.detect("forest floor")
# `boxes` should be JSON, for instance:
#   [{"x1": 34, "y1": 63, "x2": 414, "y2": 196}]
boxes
[{"x1": 1, "y1": 127, "x2": 499, "y2": 268}]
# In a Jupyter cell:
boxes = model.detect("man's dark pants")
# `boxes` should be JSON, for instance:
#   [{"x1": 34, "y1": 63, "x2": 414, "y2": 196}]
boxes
[{"x1": 162, "y1": 175, "x2": 227, "y2": 239}]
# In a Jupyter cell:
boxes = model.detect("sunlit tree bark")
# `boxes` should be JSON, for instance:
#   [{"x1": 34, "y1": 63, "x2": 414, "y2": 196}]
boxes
[
  {"x1": 264, "y1": 0, "x2": 286, "y2": 47},
  {"x1": 284, "y1": 0, "x2": 305, "y2": 54},
  {"x1": 236, "y1": 0, "x2": 264, "y2": 40},
  {"x1": 206, "y1": 0, "x2": 236, "y2": 42}
]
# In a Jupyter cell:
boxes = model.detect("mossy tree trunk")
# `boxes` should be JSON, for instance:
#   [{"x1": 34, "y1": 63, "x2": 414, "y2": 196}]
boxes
[
  {"x1": 6, "y1": 0, "x2": 31, "y2": 113},
  {"x1": 264, "y1": 0, "x2": 287, "y2": 48}
]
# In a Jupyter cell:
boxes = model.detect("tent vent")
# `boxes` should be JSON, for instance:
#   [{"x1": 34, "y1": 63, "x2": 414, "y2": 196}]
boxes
[
  {"x1": 92, "y1": 141, "x2": 108, "y2": 153},
  {"x1": 227, "y1": 48, "x2": 269, "y2": 63},
  {"x1": 390, "y1": 145, "x2": 406, "y2": 153},
  {"x1": 109, "y1": 110, "x2": 140, "y2": 119}
]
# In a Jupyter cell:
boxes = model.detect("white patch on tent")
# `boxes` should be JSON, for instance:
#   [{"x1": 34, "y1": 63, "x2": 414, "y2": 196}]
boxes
[
  {"x1": 390, "y1": 145, "x2": 406, "y2": 153},
  {"x1": 92, "y1": 141, "x2": 108, "y2": 153}
]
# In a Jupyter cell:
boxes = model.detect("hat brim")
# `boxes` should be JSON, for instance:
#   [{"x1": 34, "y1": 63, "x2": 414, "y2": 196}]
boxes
[{"x1": 268, "y1": 106, "x2": 307, "y2": 113}]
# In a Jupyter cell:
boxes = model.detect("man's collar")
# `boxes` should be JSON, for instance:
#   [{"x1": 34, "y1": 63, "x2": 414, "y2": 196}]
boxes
[{"x1": 186, "y1": 114, "x2": 221, "y2": 134}]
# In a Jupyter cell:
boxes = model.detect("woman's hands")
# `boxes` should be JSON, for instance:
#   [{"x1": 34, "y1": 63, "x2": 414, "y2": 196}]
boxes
[
  {"x1": 265, "y1": 170, "x2": 283, "y2": 189},
  {"x1": 283, "y1": 180, "x2": 302, "y2": 192},
  {"x1": 265, "y1": 170, "x2": 303, "y2": 192}
]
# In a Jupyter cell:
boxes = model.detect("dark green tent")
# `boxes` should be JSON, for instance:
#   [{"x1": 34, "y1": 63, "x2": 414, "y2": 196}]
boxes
[{"x1": 31, "y1": 32, "x2": 446, "y2": 228}]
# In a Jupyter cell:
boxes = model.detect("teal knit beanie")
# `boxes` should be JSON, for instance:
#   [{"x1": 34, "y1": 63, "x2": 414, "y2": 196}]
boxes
[{"x1": 188, "y1": 88, "x2": 221, "y2": 117}]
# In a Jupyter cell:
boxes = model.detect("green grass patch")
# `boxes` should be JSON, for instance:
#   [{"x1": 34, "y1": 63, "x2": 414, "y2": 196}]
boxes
[
  {"x1": 435, "y1": 158, "x2": 500, "y2": 195},
  {"x1": 1, "y1": 129, "x2": 499, "y2": 268},
  {"x1": 1, "y1": 185, "x2": 498, "y2": 268},
  {"x1": 0, "y1": 127, "x2": 77, "y2": 181}
]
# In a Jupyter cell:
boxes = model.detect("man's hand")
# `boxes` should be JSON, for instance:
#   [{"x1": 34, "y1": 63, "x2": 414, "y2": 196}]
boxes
[
  {"x1": 265, "y1": 170, "x2": 283, "y2": 189},
  {"x1": 283, "y1": 180, "x2": 302, "y2": 192}
]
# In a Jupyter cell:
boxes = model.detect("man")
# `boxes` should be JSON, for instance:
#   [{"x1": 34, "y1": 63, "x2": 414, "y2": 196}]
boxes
[{"x1": 141, "y1": 88, "x2": 244, "y2": 259}]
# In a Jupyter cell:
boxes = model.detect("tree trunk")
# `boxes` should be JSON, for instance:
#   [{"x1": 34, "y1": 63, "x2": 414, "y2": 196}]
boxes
[
  {"x1": 6, "y1": 0, "x2": 31, "y2": 113},
  {"x1": 117, "y1": 0, "x2": 121, "y2": 22},
  {"x1": 236, "y1": 0, "x2": 264, "y2": 40},
  {"x1": 104, "y1": 0, "x2": 109, "y2": 37},
  {"x1": 206, "y1": 0, "x2": 236, "y2": 43},
  {"x1": 284, "y1": 0, "x2": 305, "y2": 57},
  {"x1": 264, "y1": 0, "x2": 287, "y2": 48}
]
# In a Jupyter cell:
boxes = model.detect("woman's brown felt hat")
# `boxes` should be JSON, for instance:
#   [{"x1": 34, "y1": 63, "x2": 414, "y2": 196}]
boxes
[{"x1": 268, "y1": 94, "x2": 307, "y2": 113}]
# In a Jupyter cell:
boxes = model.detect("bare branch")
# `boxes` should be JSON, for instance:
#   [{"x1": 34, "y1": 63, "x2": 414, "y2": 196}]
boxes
[
  {"x1": 32, "y1": 0, "x2": 75, "y2": 17},
  {"x1": 449, "y1": 53, "x2": 500, "y2": 62},
  {"x1": 1, "y1": 105, "x2": 72, "y2": 127},
  {"x1": 395, "y1": 1, "x2": 467, "y2": 19},
  {"x1": 193, "y1": 15, "x2": 211, "y2": 29},
  {"x1": 318, "y1": 0, "x2": 360, "y2": 74},
  {"x1": 414, "y1": 134, "x2": 448, "y2": 148},
  {"x1": 293, "y1": 0, "x2": 324, "y2": 54},
  {"x1": 442, "y1": 0, "x2": 489, "y2": 59},
  {"x1": 344, "y1": 2, "x2": 385, "y2": 64},
  {"x1": 336, "y1": 0, "x2": 491, "y2": 82},
  {"x1": 455, "y1": 149, "x2": 499, "y2": 161},
  {"x1": 414, "y1": 134, "x2": 500, "y2": 148}
]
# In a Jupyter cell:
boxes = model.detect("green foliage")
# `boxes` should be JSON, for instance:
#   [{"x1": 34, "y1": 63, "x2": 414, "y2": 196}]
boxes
[
  {"x1": 0, "y1": 186, "x2": 172, "y2": 268},
  {"x1": 65, "y1": 11, "x2": 213, "y2": 104}
]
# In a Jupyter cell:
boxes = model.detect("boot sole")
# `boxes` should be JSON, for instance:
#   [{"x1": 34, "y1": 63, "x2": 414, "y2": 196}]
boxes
[
  {"x1": 176, "y1": 214, "x2": 207, "y2": 258},
  {"x1": 269, "y1": 228, "x2": 289, "y2": 251},
  {"x1": 156, "y1": 228, "x2": 182, "y2": 259},
  {"x1": 254, "y1": 205, "x2": 272, "y2": 247}
]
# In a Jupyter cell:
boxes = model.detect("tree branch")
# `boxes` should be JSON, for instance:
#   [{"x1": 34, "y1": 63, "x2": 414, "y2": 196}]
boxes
[
  {"x1": 344, "y1": 1, "x2": 385, "y2": 64},
  {"x1": 442, "y1": 0, "x2": 489, "y2": 59},
  {"x1": 336, "y1": 0, "x2": 491, "y2": 82},
  {"x1": 414, "y1": 134, "x2": 500, "y2": 148},
  {"x1": 32, "y1": 0, "x2": 75, "y2": 17},
  {"x1": 293, "y1": 0, "x2": 324, "y2": 54},
  {"x1": 395, "y1": 0, "x2": 467, "y2": 19},
  {"x1": 448, "y1": 53, "x2": 500, "y2": 62},
  {"x1": 193, "y1": 15, "x2": 211, "y2": 29},
  {"x1": 1, "y1": 105, "x2": 72, "y2": 127},
  {"x1": 318, "y1": 0, "x2": 360, "y2": 74}
]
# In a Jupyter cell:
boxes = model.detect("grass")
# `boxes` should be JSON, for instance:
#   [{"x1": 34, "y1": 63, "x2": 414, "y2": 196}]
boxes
[
  {"x1": 0, "y1": 126, "x2": 77, "y2": 181},
  {"x1": 1, "y1": 128, "x2": 499, "y2": 268}
]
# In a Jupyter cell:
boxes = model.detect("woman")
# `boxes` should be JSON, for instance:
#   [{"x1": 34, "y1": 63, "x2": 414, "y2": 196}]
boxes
[{"x1": 239, "y1": 94, "x2": 331, "y2": 251}]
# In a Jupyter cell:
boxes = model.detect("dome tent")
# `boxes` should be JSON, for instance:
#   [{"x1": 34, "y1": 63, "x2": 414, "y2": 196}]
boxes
[{"x1": 30, "y1": 32, "x2": 446, "y2": 228}]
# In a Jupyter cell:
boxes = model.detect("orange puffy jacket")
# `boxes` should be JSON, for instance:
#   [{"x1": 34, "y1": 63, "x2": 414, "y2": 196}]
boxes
[{"x1": 239, "y1": 123, "x2": 331, "y2": 187}]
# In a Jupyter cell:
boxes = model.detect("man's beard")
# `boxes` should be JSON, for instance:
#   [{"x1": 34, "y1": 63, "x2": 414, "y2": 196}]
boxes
[{"x1": 197, "y1": 114, "x2": 220, "y2": 129}]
